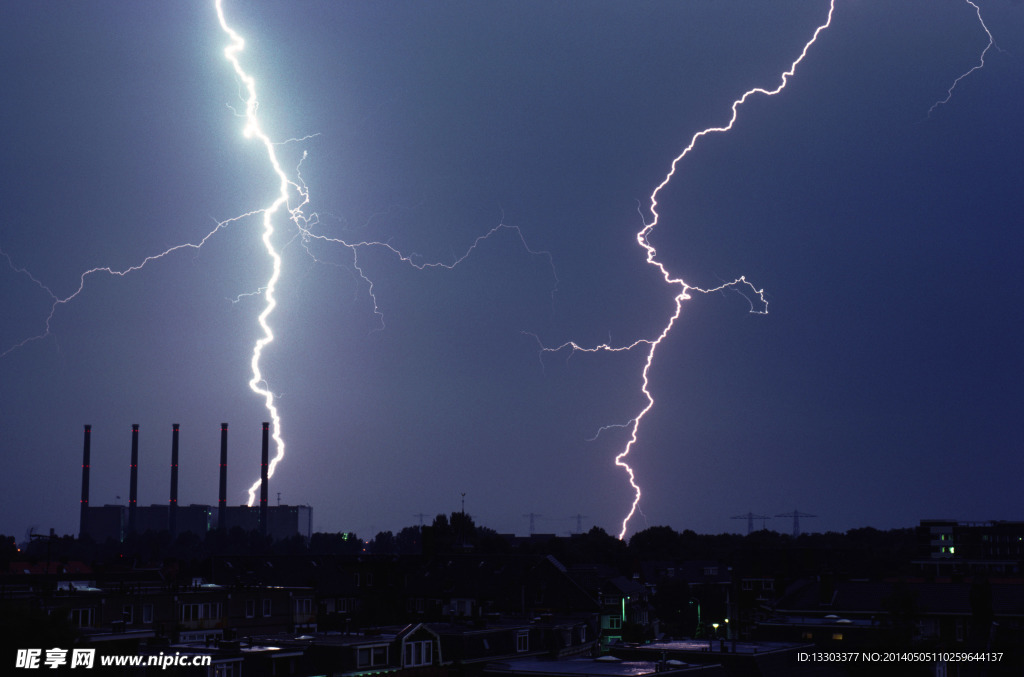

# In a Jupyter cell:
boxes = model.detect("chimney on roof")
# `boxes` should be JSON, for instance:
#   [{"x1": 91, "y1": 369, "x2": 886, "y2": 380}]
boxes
[{"x1": 79, "y1": 425, "x2": 91, "y2": 539}]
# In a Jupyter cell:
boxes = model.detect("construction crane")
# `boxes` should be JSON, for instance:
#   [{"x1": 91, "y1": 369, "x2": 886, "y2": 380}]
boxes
[
  {"x1": 731, "y1": 512, "x2": 770, "y2": 535},
  {"x1": 776, "y1": 509, "x2": 816, "y2": 537}
]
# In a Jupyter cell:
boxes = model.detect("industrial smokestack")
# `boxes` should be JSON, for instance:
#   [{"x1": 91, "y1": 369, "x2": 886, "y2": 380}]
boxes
[
  {"x1": 218, "y1": 423, "x2": 228, "y2": 531},
  {"x1": 169, "y1": 423, "x2": 179, "y2": 537},
  {"x1": 129, "y1": 424, "x2": 139, "y2": 536},
  {"x1": 80, "y1": 425, "x2": 91, "y2": 539},
  {"x1": 260, "y1": 421, "x2": 269, "y2": 537}
]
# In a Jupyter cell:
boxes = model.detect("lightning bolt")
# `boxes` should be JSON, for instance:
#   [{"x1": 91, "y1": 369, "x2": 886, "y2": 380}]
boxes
[
  {"x1": 0, "y1": 213, "x2": 255, "y2": 360},
  {"x1": 213, "y1": 3, "x2": 557, "y2": 506},
  {"x1": 928, "y1": 0, "x2": 999, "y2": 117},
  {"x1": 533, "y1": 2, "x2": 835, "y2": 540},
  {"x1": 3, "y1": 2, "x2": 555, "y2": 514}
]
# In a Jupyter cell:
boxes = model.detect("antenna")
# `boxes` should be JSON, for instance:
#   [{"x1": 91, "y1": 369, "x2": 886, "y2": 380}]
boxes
[
  {"x1": 730, "y1": 512, "x2": 770, "y2": 535},
  {"x1": 776, "y1": 509, "x2": 816, "y2": 537},
  {"x1": 523, "y1": 512, "x2": 542, "y2": 534}
]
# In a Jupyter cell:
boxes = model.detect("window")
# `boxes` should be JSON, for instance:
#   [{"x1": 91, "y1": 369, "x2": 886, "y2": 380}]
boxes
[
  {"x1": 742, "y1": 580, "x2": 754, "y2": 591},
  {"x1": 608, "y1": 617, "x2": 622, "y2": 630},
  {"x1": 404, "y1": 640, "x2": 432, "y2": 667},
  {"x1": 832, "y1": 633, "x2": 843, "y2": 641},
  {"x1": 703, "y1": 566, "x2": 718, "y2": 576},
  {"x1": 295, "y1": 598, "x2": 312, "y2": 615},
  {"x1": 516, "y1": 630, "x2": 529, "y2": 653},
  {"x1": 181, "y1": 603, "x2": 223, "y2": 622},
  {"x1": 762, "y1": 580, "x2": 774, "y2": 591},
  {"x1": 70, "y1": 608, "x2": 94, "y2": 628},
  {"x1": 357, "y1": 645, "x2": 388, "y2": 668},
  {"x1": 245, "y1": 599, "x2": 256, "y2": 618},
  {"x1": 263, "y1": 599, "x2": 272, "y2": 617},
  {"x1": 121, "y1": 604, "x2": 133, "y2": 624},
  {"x1": 180, "y1": 630, "x2": 223, "y2": 643},
  {"x1": 578, "y1": 625, "x2": 587, "y2": 643},
  {"x1": 142, "y1": 604, "x2": 153, "y2": 624}
]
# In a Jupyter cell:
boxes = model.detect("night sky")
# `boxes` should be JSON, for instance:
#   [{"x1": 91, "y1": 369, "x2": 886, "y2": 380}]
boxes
[{"x1": 1, "y1": 1, "x2": 1022, "y2": 541}]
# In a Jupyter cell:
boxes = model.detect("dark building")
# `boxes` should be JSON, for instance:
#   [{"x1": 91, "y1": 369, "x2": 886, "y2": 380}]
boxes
[
  {"x1": 917, "y1": 519, "x2": 1024, "y2": 576},
  {"x1": 80, "y1": 505, "x2": 125, "y2": 543},
  {"x1": 218, "y1": 504, "x2": 313, "y2": 541},
  {"x1": 75, "y1": 422, "x2": 311, "y2": 542}
]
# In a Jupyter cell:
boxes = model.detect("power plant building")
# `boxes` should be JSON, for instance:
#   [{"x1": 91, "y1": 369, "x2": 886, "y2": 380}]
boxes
[{"x1": 77, "y1": 423, "x2": 311, "y2": 543}]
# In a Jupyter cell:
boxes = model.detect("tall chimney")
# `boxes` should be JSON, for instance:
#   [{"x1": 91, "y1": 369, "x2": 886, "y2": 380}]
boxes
[
  {"x1": 129, "y1": 424, "x2": 139, "y2": 536},
  {"x1": 169, "y1": 423, "x2": 179, "y2": 537},
  {"x1": 260, "y1": 421, "x2": 269, "y2": 537},
  {"x1": 218, "y1": 423, "x2": 228, "y2": 531},
  {"x1": 79, "y1": 425, "x2": 91, "y2": 540}
]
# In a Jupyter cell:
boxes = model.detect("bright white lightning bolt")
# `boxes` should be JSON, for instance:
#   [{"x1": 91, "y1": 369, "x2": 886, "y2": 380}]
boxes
[
  {"x1": 214, "y1": 0, "x2": 297, "y2": 506},
  {"x1": 534, "y1": 2, "x2": 835, "y2": 540},
  {"x1": 214, "y1": 1, "x2": 556, "y2": 506},
  {"x1": 928, "y1": 0, "x2": 998, "y2": 117},
  {"x1": 3, "y1": 2, "x2": 555, "y2": 515}
]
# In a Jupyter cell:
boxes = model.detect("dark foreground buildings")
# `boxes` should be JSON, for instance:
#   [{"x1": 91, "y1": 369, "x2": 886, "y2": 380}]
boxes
[
  {"x1": 5, "y1": 423, "x2": 1022, "y2": 675},
  {"x1": 4, "y1": 518, "x2": 1024, "y2": 676}
]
